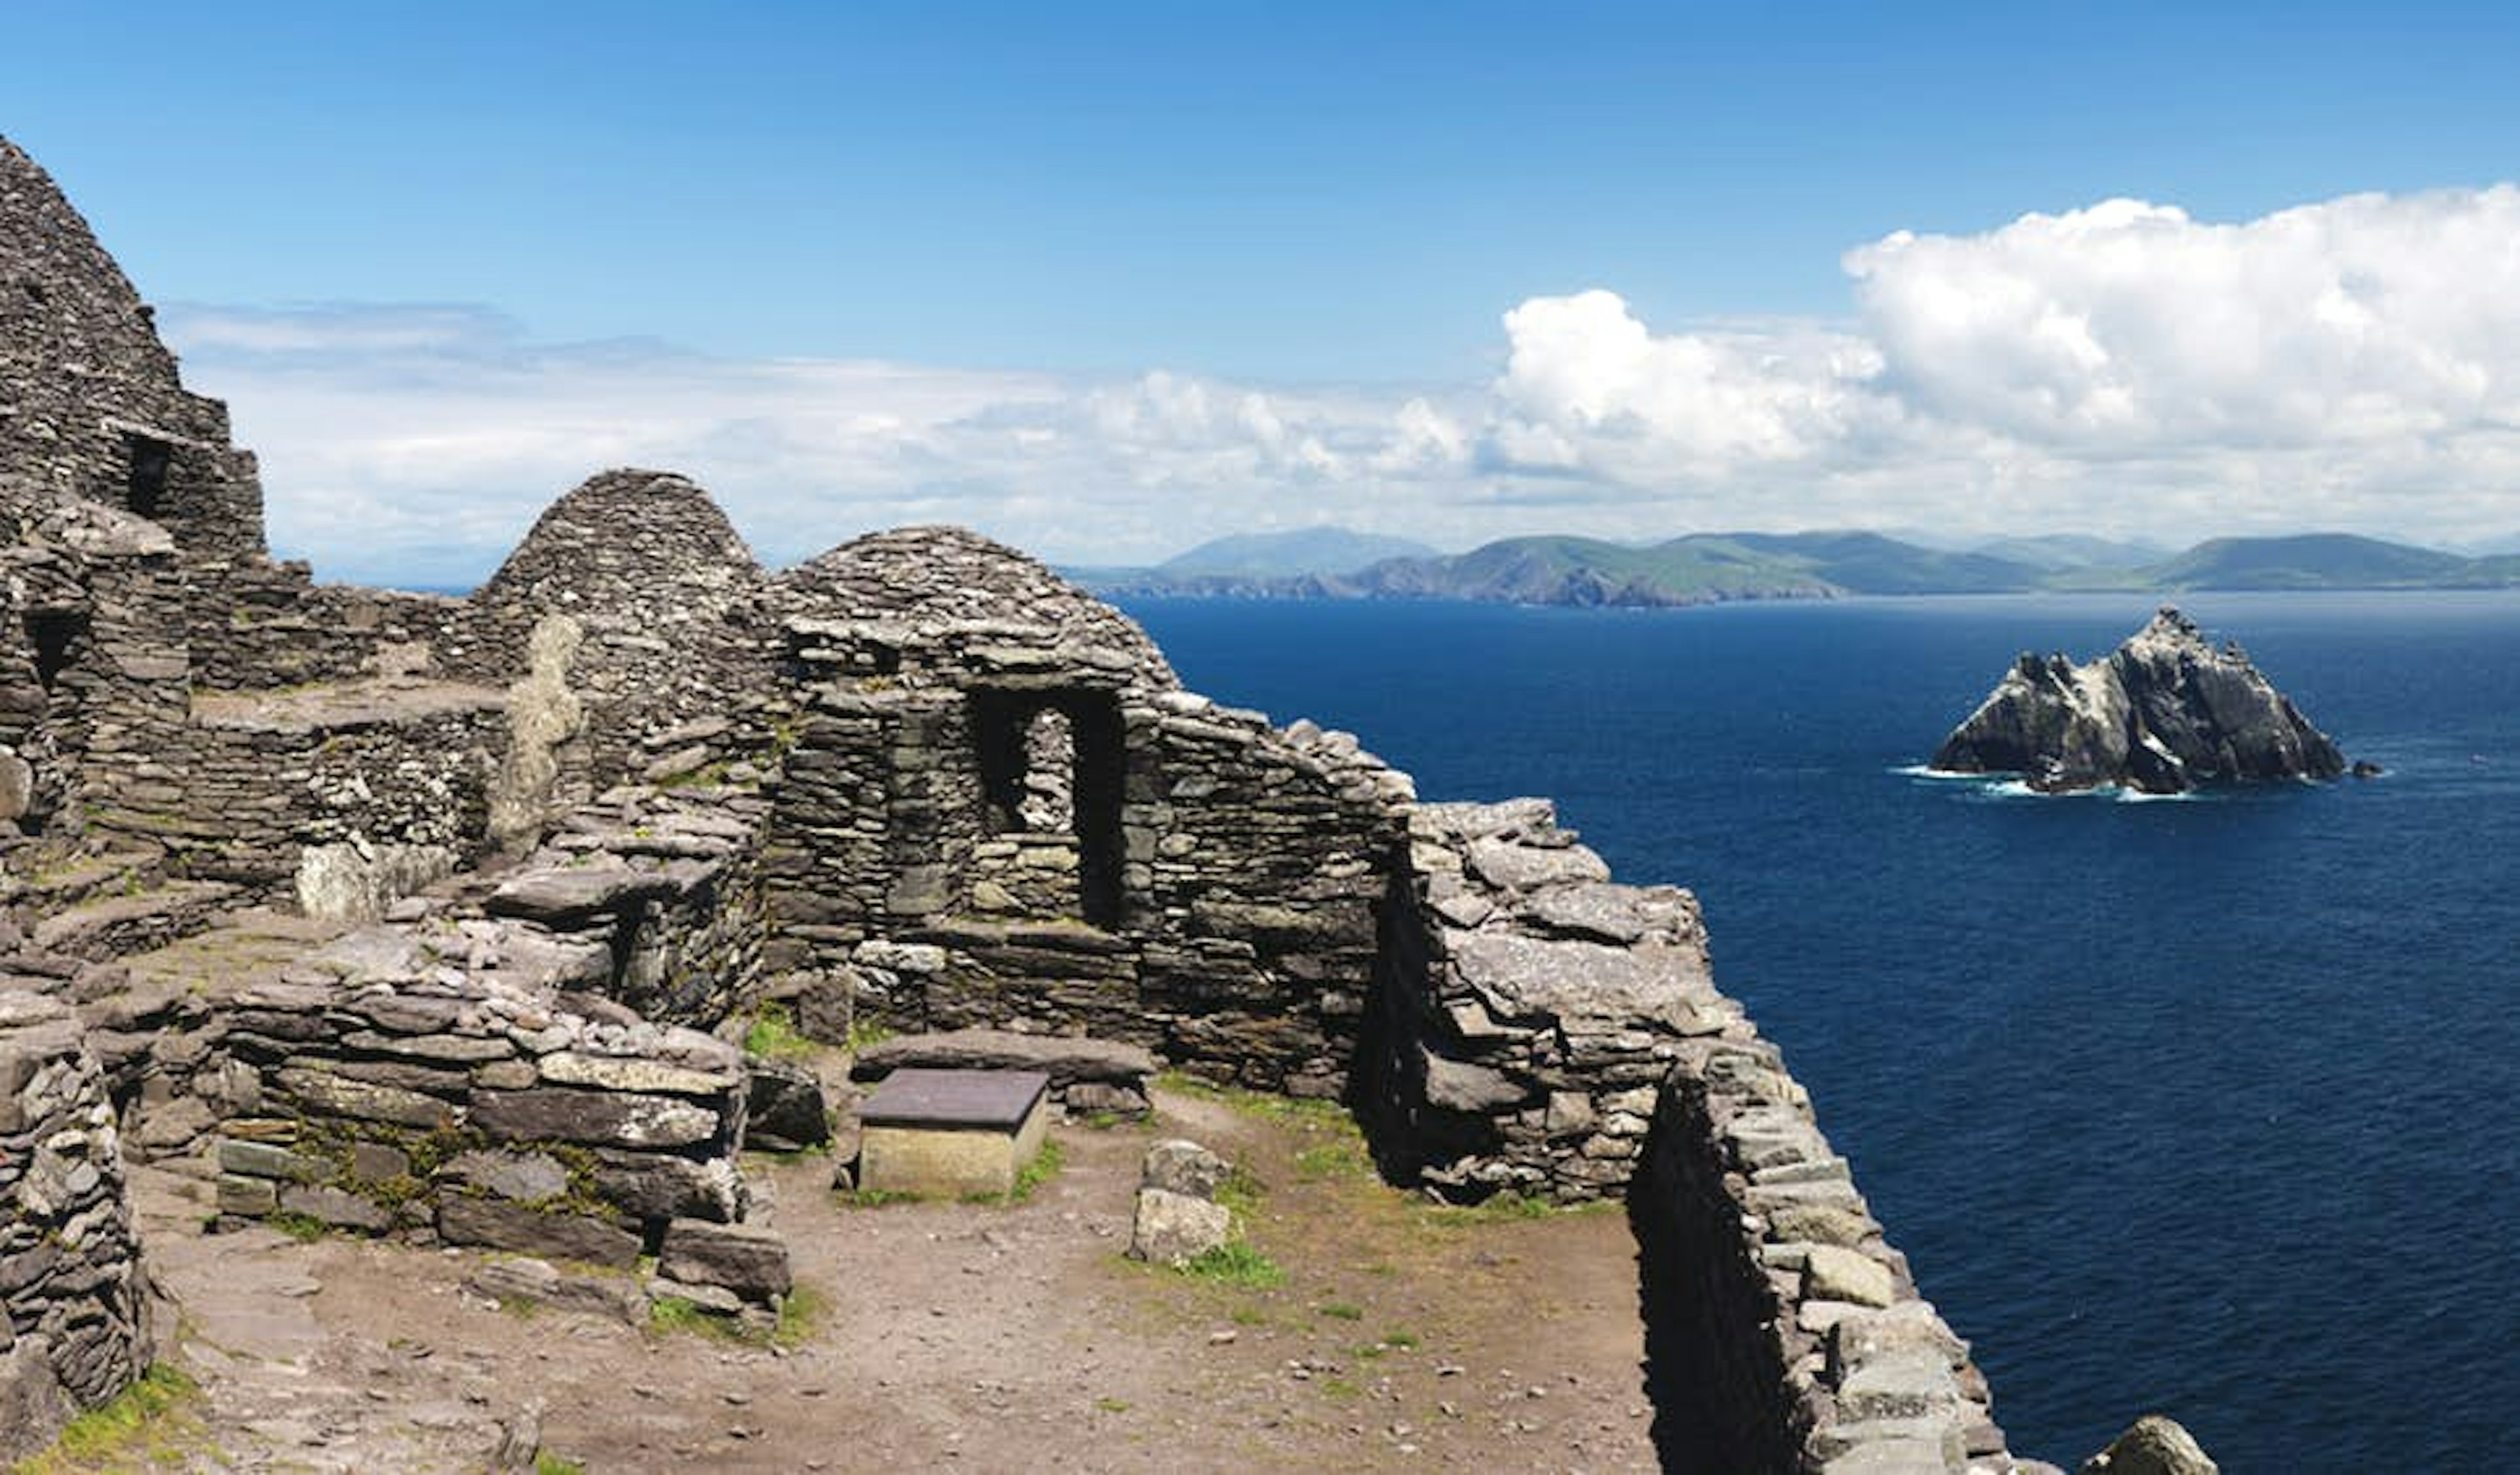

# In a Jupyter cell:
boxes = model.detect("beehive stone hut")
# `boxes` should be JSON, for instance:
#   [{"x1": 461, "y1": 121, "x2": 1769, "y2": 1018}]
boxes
[{"x1": 0, "y1": 134, "x2": 2091, "y2": 1471}]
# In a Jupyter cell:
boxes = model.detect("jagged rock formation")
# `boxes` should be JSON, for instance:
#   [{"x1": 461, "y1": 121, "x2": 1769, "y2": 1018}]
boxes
[{"x1": 1933, "y1": 607, "x2": 2349, "y2": 794}]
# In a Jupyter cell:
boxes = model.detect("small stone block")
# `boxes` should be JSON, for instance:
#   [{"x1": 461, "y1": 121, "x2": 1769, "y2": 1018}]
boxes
[{"x1": 216, "y1": 1174, "x2": 277, "y2": 1216}]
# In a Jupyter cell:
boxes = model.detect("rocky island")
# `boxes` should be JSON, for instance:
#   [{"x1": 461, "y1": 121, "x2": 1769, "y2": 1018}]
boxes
[{"x1": 1932, "y1": 607, "x2": 2352, "y2": 794}]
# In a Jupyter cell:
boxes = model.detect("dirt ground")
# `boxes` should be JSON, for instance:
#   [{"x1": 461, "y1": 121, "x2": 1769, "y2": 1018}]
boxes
[{"x1": 104, "y1": 1081, "x2": 1660, "y2": 1473}]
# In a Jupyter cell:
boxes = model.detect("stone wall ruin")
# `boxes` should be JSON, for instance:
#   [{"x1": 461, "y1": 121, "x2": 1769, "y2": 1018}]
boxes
[
  {"x1": 0, "y1": 989, "x2": 159, "y2": 1461},
  {"x1": 0, "y1": 131, "x2": 2091, "y2": 1471}
]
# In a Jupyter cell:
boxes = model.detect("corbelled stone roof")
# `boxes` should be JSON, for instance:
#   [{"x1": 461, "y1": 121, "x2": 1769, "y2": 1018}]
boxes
[
  {"x1": 0, "y1": 136, "x2": 183, "y2": 398},
  {"x1": 475, "y1": 468, "x2": 763, "y2": 614},
  {"x1": 776, "y1": 524, "x2": 1178, "y2": 690}
]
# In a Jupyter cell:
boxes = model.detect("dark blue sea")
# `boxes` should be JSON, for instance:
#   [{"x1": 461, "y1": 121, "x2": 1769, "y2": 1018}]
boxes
[{"x1": 1120, "y1": 591, "x2": 2520, "y2": 1472}]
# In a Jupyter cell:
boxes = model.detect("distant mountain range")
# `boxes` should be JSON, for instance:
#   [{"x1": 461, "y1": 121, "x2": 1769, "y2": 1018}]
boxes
[{"x1": 1063, "y1": 527, "x2": 2520, "y2": 605}]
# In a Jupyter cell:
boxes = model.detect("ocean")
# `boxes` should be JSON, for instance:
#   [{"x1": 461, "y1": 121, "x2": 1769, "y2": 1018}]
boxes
[{"x1": 1120, "y1": 590, "x2": 2520, "y2": 1472}]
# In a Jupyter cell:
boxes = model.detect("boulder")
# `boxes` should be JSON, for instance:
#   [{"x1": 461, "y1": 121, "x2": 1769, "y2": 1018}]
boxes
[
  {"x1": 656, "y1": 1218, "x2": 792, "y2": 1301},
  {"x1": 1140, "y1": 1139, "x2": 1228, "y2": 1199},
  {"x1": 2079, "y1": 1415, "x2": 2219, "y2": 1475},
  {"x1": 1934, "y1": 608, "x2": 2348, "y2": 794},
  {"x1": 1127, "y1": 1188, "x2": 1233, "y2": 1267},
  {"x1": 743, "y1": 1060, "x2": 831, "y2": 1154}
]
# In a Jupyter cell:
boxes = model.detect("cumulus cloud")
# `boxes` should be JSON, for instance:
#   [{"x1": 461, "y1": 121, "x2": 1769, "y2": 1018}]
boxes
[
  {"x1": 161, "y1": 185, "x2": 2520, "y2": 584},
  {"x1": 1480, "y1": 187, "x2": 2520, "y2": 540}
]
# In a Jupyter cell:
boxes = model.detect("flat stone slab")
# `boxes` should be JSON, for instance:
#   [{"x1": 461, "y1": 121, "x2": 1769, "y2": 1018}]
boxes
[
  {"x1": 850, "y1": 1029, "x2": 1155, "y2": 1094},
  {"x1": 858, "y1": 1068, "x2": 1049, "y2": 1131}
]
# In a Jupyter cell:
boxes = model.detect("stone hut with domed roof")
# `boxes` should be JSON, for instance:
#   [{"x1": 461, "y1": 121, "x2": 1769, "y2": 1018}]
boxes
[{"x1": 2, "y1": 135, "x2": 2058, "y2": 1472}]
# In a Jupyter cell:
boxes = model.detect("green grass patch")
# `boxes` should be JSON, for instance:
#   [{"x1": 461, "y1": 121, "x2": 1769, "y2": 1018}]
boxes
[
  {"x1": 1094, "y1": 1396, "x2": 1130, "y2": 1414},
  {"x1": 1213, "y1": 1163, "x2": 1265, "y2": 1219},
  {"x1": 741, "y1": 1003, "x2": 816, "y2": 1060},
  {"x1": 14, "y1": 1363, "x2": 203, "y2": 1473},
  {"x1": 1292, "y1": 1140, "x2": 1370, "y2": 1182},
  {"x1": 1379, "y1": 1327, "x2": 1421, "y2": 1350},
  {"x1": 770, "y1": 1285, "x2": 825, "y2": 1350},
  {"x1": 646, "y1": 1294, "x2": 725, "y2": 1340},
  {"x1": 264, "y1": 1208, "x2": 329, "y2": 1243},
  {"x1": 833, "y1": 1186, "x2": 924, "y2": 1208},
  {"x1": 1319, "y1": 1375, "x2": 1363, "y2": 1400},
  {"x1": 534, "y1": 1454, "x2": 587, "y2": 1475},
  {"x1": 1228, "y1": 1304, "x2": 1272, "y2": 1327},
  {"x1": 845, "y1": 1018, "x2": 896, "y2": 1052},
  {"x1": 1178, "y1": 1241, "x2": 1286, "y2": 1289},
  {"x1": 647, "y1": 1285, "x2": 820, "y2": 1350},
  {"x1": 1315, "y1": 1300, "x2": 1363, "y2": 1321},
  {"x1": 1152, "y1": 1071, "x2": 1353, "y2": 1128}
]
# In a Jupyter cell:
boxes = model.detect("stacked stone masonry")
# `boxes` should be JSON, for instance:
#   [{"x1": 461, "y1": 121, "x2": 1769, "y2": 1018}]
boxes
[
  {"x1": 0, "y1": 989, "x2": 159, "y2": 1462},
  {"x1": 0, "y1": 131, "x2": 2166, "y2": 1469}
]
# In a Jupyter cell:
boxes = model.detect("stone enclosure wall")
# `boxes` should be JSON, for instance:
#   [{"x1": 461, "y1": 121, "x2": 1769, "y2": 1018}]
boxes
[
  {"x1": 0, "y1": 990, "x2": 158, "y2": 1462},
  {"x1": 1630, "y1": 1012, "x2": 2021, "y2": 1472},
  {"x1": 0, "y1": 127, "x2": 2075, "y2": 1470}
]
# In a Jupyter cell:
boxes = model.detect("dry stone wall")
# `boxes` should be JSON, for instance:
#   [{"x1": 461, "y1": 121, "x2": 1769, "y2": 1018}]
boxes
[
  {"x1": 188, "y1": 558, "x2": 474, "y2": 691},
  {"x1": 0, "y1": 121, "x2": 2165, "y2": 1467},
  {"x1": 1632, "y1": 1011, "x2": 2026, "y2": 1472},
  {"x1": 0, "y1": 990, "x2": 158, "y2": 1461},
  {"x1": 1360, "y1": 797, "x2": 1725, "y2": 1201}
]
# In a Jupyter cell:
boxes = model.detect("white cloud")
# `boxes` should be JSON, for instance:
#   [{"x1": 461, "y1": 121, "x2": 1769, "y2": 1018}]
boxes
[
  {"x1": 1846, "y1": 189, "x2": 2520, "y2": 447},
  {"x1": 161, "y1": 185, "x2": 2520, "y2": 584}
]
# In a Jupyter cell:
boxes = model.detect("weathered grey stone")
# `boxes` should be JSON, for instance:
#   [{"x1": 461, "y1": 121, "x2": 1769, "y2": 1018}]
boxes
[
  {"x1": 1830, "y1": 1300, "x2": 1968, "y2": 1379},
  {"x1": 536, "y1": 1050, "x2": 738, "y2": 1097},
  {"x1": 1418, "y1": 1046, "x2": 1524, "y2": 1113},
  {"x1": 2079, "y1": 1415, "x2": 2219, "y2": 1475},
  {"x1": 278, "y1": 1183, "x2": 393, "y2": 1233},
  {"x1": 590, "y1": 1153, "x2": 742, "y2": 1224},
  {"x1": 274, "y1": 1065, "x2": 455, "y2": 1129},
  {"x1": 1838, "y1": 1350, "x2": 1964, "y2": 1421},
  {"x1": 1139, "y1": 1140, "x2": 1229, "y2": 1199},
  {"x1": 436, "y1": 1196, "x2": 640, "y2": 1269},
  {"x1": 446, "y1": 1150, "x2": 572, "y2": 1204},
  {"x1": 473, "y1": 1086, "x2": 721, "y2": 1149},
  {"x1": 852, "y1": 1028, "x2": 1156, "y2": 1096},
  {"x1": 742, "y1": 1061, "x2": 830, "y2": 1153},
  {"x1": 1449, "y1": 932, "x2": 1708, "y2": 1029},
  {"x1": 1464, "y1": 836, "x2": 1610, "y2": 894},
  {"x1": 217, "y1": 1138, "x2": 323, "y2": 1182},
  {"x1": 1127, "y1": 1188, "x2": 1232, "y2": 1267},
  {"x1": 1804, "y1": 1245, "x2": 1897, "y2": 1309},
  {"x1": 464, "y1": 1255, "x2": 649, "y2": 1325},
  {"x1": 484, "y1": 863, "x2": 693, "y2": 925},
  {"x1": 656, "y1": 1218, "x2": 791, "y2": 1301},
  {"x1": 215, "y1": 1174, "x2": 277, "y2": 1216}
]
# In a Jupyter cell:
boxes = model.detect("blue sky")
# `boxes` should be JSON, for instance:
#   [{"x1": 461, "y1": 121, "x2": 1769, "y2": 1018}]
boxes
[{"x1": 9, "y1": 2, "x2": 2520, "y2": 580}]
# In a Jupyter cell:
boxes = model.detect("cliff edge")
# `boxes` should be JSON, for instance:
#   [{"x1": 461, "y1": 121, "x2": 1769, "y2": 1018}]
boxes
[{"x1": 1932, "y1": 607, "x2": 2349, "y2": 794}]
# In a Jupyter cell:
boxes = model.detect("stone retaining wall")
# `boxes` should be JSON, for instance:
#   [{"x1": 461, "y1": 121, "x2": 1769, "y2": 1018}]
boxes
[
  {"x1": 1359, "y1": 798, "x2": 1721, "y2": 1201},
  {"x1": 188, "y1": 559, "x2": 474, "y2": 691},
  {"x1": 0, "y1": 990, "x2": 157, "y2": 1462},
  {"x1": 177, "y1": 690, "x2": 503, "y2": 900},
  {"x1": 1632, "y1": 1018, "x2": 2025, "y2": 1473}
]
